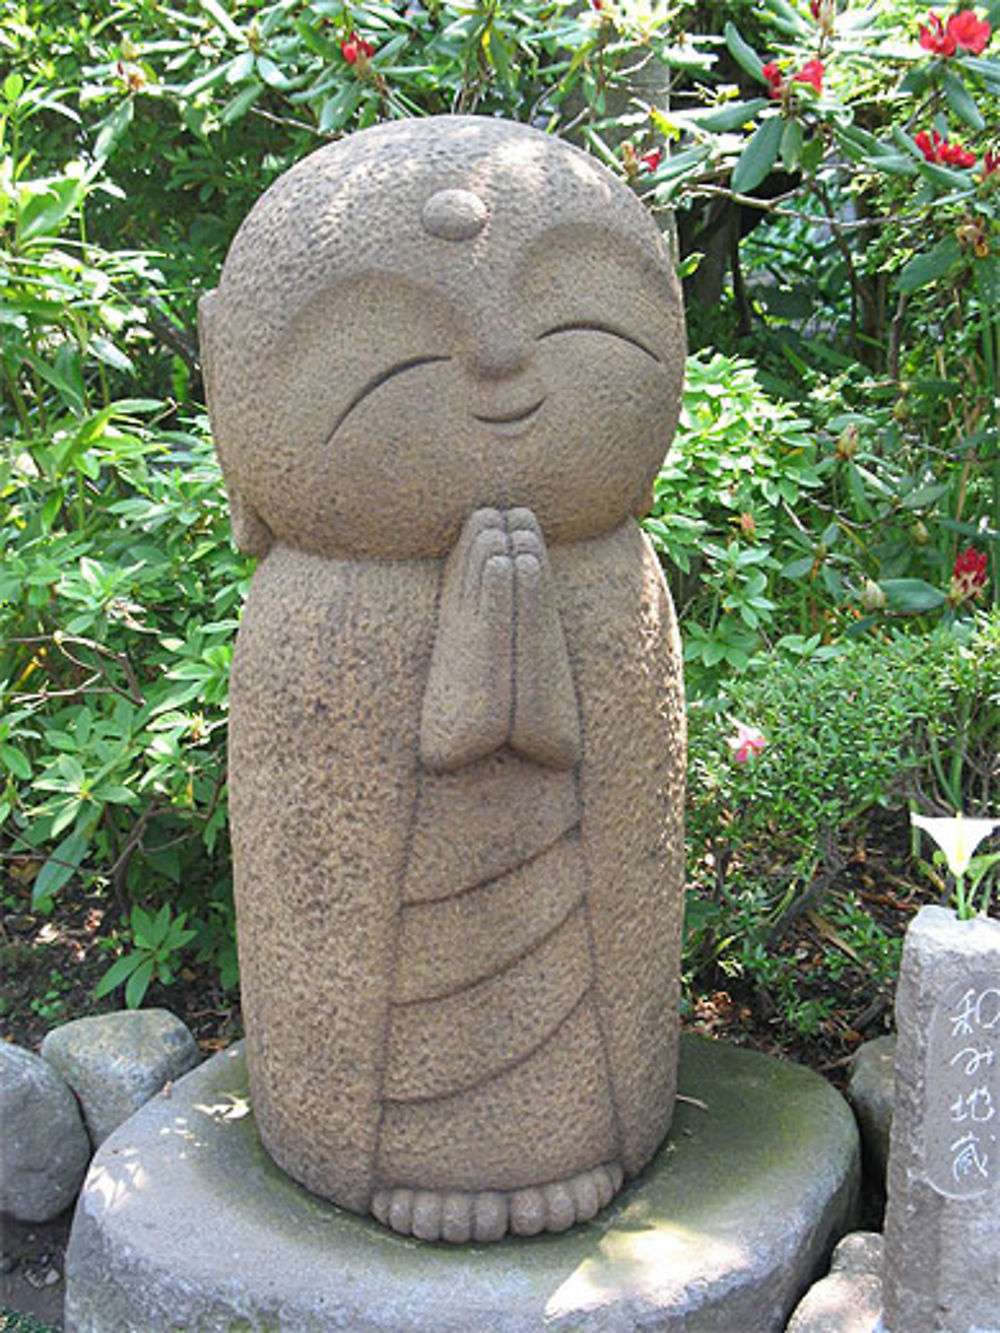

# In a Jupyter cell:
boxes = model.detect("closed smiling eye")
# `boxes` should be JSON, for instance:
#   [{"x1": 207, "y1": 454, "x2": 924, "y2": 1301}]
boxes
[
  {"x1": 537, "y1": 322, "x2": 661, "y2": 363},
  {"x1": 329, "y1": 354, "x2": 452, "y2": 437}
]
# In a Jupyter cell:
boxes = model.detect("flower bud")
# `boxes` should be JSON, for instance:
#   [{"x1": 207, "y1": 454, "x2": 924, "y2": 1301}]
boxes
[
  {"x1": 860, "y1": 579, "x2": 886, "y2": 613},
  {"x1": 835, "y1": 424, "x2": 858, "y2": 459}
]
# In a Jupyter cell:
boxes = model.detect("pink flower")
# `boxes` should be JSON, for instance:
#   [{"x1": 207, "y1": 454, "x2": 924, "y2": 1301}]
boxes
[
  {"x1": 640, "y1": 147, "x2": 663, "y2": 173},
  {"x1": 727, "y1": 721, "x2": 768, "y2": 764},
  {"x1": 341, "y1": 32, "x2": 375, "y2": 64},
  {"x1": 948, "y1": 9, "x2": 991, "y2": 53},
  {"x1": 920, "y1": 11, "x2": 958, "y2": 54},
  {"x1": 949, "y1": 547, "x2": 989, "y2": 603},
  {"x1": 793, "y1": 58, "x2": 824, "y2": 93}
]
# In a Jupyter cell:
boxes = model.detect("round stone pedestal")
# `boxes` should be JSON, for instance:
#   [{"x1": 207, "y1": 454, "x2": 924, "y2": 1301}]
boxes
[{"x1": 64, "y1": 1035, "x2": 859, "y2": 1332}]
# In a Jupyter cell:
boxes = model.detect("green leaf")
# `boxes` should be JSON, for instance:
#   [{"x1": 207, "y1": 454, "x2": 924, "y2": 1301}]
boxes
[
  {"x1": 957, "y1": 55, "x2": 1000, "y2": 93},
  {"x1": 691, "y1": 99, "x2": 770, "y2": 133},
  {"x1": 941, "y1": 70, "x2": 985, "y2": 130},
  {"x1": 1, "y1": 744, "x2": 31, "y2": 780},
  {"x1": 781, "y1": 118, "x2": 804, "y2": 171},
  {"x1": 18, "y1": 177, "x2": 88, "y2": 243},
  {"x1": 800, "y1": 136, "x2": 824, "y2": 173},
  {"x1": 93, "y1": 100, "x2": 134, "y2": 164},
  {"x1": 319, "y1": 84, "x2": 362, "y2": 133},
  {"x1": 731, "y1": 116, "x2": 783, "y2": 194},
  {"x1": 125, "y1": 957, "x2": 156, "y2": 1008},
  {"x1": 256, "y1": 57, "x2": 290, "y2": 89},
  {"x1": 896, "y1": 237, "x2": 961, "y2": 293},
  {"x1": 919, "y1": 161, "x2": 975, "y2": 192},
  {"x1": 32, "y1": 830, "x2": 88, "y2": 907},
  {"x1": 724, "y1": 21, "x2": 764, "y2": 82},
  {"x1": 200, "y1": 0, "x2": 245, "y2": 43},
  {"x1": 89, "y1": 336, "x2": 134, "y2": 374},
  {"x1": 880, "y1": 579, "x2": 947, "y2": 613},
  {"x1": 221, "y1": 83, "x2": 262, "y2": 124},
  {"x1": 95, "y1": 952, "x2": 142, "y2": 999}
]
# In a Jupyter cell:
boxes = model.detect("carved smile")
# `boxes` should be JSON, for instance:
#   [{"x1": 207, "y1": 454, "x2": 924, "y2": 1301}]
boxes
[{"x1": 473, "y1": 399, "x2": 545, "y2": 428}]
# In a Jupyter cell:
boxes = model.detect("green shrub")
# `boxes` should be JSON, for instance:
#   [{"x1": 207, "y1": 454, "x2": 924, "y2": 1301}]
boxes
[{"x1": 683, "y1": 611, "x2": 1000, "y2": 1035}]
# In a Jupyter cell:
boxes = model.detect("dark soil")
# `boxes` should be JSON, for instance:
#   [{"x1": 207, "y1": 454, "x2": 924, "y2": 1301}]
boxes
[{"x1": 0, "y1": 809, "x2": 977, "y2": 1332}]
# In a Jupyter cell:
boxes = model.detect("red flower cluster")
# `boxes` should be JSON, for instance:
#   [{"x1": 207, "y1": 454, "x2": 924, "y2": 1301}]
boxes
[
  {"x1": 794, "y1": 59, "x2": 825, "y2": 92},
  {"x1": 640, "y1": 147, "x2": 663, "y2": 173},
  {"x1": 762, "y1": 58, "x2": 824, "y2": 99},
  {"x1": 949, "y1": 547, "x2": 989, "y2": 603},
  {"x1": 915, "y1": 128, "x2": 976, "y2": 166},
  {"x1": 341, "y1": 31, "x2": 375, "y2": 64},
  {"x1": 919, "y1": 9, "x2": 992, "y2": 56}
]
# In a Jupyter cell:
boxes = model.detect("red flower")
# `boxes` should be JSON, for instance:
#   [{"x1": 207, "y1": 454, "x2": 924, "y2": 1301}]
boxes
[
  {"x1": 762, "y1": 60, "x2": 785, "y2": 98},
  {"x1": 949, "y1": 547, "x2": 989, "y2": 603},
  {"x1": 915, "y1": 128, "x2": 976, "y2": 167},
  {"x1": 948, "y1": 9, "x2": 991, "y2": 53},
  {"x1": 341, "y1": 31, "x2": 375, "y2": 64},
  {"x1": 983, "y1": 149, "x2": 1000, "y2": 175},
  {"x1": 920, "y1": 12, "x2": 958, "y2": 54},
  {"x1": 919, "y1": 10, "x2": 992, "y2": 56},
  {"x1": 793, "y1": 58, "x2": 824, "y2": 93},
  {"x1": 810, "y1": 0, "x2": 821, "y2": 15},
  {"x1": 640, "y1": 147, "x2": 663, "y2": 173}
]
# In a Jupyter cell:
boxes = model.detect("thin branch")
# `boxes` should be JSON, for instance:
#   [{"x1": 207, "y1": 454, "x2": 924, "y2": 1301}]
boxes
[
  {"x1": 668, "y1": 181, "x2": 927, "y2": 231},
  {"x1": 6, "y1": 633, "x2": 145, "y2": 706}
]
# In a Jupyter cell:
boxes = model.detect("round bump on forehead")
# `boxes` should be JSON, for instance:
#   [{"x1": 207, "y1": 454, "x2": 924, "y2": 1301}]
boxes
[{"x1": 421, "y1": 188, "x2": 489, "y2": 241}]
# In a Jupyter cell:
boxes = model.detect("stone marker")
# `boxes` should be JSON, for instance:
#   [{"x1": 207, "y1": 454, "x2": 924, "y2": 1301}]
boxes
[
  {"x1": 198, "y1": 115, "x2": 687, "y2": 1239},
  {"x1": 64, "y1": 1035, "x2": 861, "y2": 1332},
  {"x1": 41, "y1": 1009, "x2": 201, "y2": 1146},
  {"x1": 882, "y1": 905, "x2": 1000, "y2": 1332},
  {"x1": 0, "y1": 1043, "x2": 90, "y2": 1222}
]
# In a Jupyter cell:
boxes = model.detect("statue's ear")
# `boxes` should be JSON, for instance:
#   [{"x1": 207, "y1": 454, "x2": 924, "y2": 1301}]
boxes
[
  {"x1": 197, "y1": 288, "x2": 274, "y2": 559},
  {"x1": 197, "y1": 289, "x2": 219, "y2": 411}
]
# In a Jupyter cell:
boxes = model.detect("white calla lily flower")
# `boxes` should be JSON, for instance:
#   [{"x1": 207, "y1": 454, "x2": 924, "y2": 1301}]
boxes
[{"x1": 910, "y1": 812, "x2": 1000, "y2": 879}]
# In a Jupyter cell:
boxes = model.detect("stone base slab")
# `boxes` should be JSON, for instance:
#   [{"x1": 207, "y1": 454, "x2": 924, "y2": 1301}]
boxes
[{"x1": 64, "y1": 1035, "x2": 860, "y2": 1332}]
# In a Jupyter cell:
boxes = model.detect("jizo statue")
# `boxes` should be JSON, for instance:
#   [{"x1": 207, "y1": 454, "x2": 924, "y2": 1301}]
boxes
[{"x1": 199, "y1": 115, "x2": 687, "y2": 1243}]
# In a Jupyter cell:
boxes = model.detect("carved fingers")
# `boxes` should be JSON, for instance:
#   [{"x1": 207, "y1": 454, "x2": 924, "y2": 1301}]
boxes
[{"x1": 419, "y1": 508, "x2": 581, "y2": 773}]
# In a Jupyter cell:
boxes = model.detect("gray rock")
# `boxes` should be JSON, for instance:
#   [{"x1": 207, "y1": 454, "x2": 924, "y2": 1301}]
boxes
[
  {"x1": 847, "y1": 1035, "x2": 896, "y2": 1191},
  {"x1": 0, "y1": 1043, "x2": 91, "y2": 1222},
  {"x1": 785, "y1": 1231, "x2": 884, "y2": 1332},
  {"x1": 883, "y1": 906, "x2": 1000, "y2": 1333},
  {"x1": 65, "y1": 1034, "x2": 860, "y2": 1332},
  {"x1": 41, "y1": 1009, "x2": 200, "y2": 1146}
]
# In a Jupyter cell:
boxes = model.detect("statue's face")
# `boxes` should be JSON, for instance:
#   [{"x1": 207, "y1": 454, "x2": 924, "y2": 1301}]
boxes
[{"x1": 202, "y1": 122, "x2": 684, "y2": 559}]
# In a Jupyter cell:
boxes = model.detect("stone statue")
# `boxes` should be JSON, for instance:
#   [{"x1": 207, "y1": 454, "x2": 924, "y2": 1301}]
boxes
[{"x1": 199, "y1": 115, "x2": 687, "y2": 1243}]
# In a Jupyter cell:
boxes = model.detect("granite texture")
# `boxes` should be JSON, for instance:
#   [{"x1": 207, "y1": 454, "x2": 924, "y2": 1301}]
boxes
[
  {"x1": 41, "y1": 1009, "x2": 201, "y2": 1146},
  {"x1": 882, "y1": 906, "x2": 1000, "y2": 1333},
  {"x1": 847, "y1": 1034, "x2": 896, "y2": 1193},
  {"x1": 0, "y1": 1043, "x2": 90, "y2": 1223},
  {"x1": 785, "y1": 1231, "x2": 884, "y2": 1333},
  {"x1": 199, "y1": 115, "x2": 688, "y2": 1236},
  {"x1": 63, "y1": 1035, "x2": 861, "y2": 1332}
]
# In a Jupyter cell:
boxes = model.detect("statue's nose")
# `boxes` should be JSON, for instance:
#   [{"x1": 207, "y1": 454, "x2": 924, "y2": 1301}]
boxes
[{"x1": 462, "y1": 318, "x2": 530, "y2": 381}]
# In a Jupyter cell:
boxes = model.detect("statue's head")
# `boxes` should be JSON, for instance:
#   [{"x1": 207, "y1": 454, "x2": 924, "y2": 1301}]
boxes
[{"x1": 199, "y1": 116, "x2": 685, "y2": 558}]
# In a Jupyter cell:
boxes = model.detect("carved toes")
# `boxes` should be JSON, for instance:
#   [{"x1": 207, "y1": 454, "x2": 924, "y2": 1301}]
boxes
[{"x1": 370, "y1": 1161, "x2": 624, "y2": 1243}]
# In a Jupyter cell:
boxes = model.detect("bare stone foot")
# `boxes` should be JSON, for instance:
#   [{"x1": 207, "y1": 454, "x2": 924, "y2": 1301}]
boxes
[{"x1": 370, "y1": 1162, "x2": 624, "y2": 1242}]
